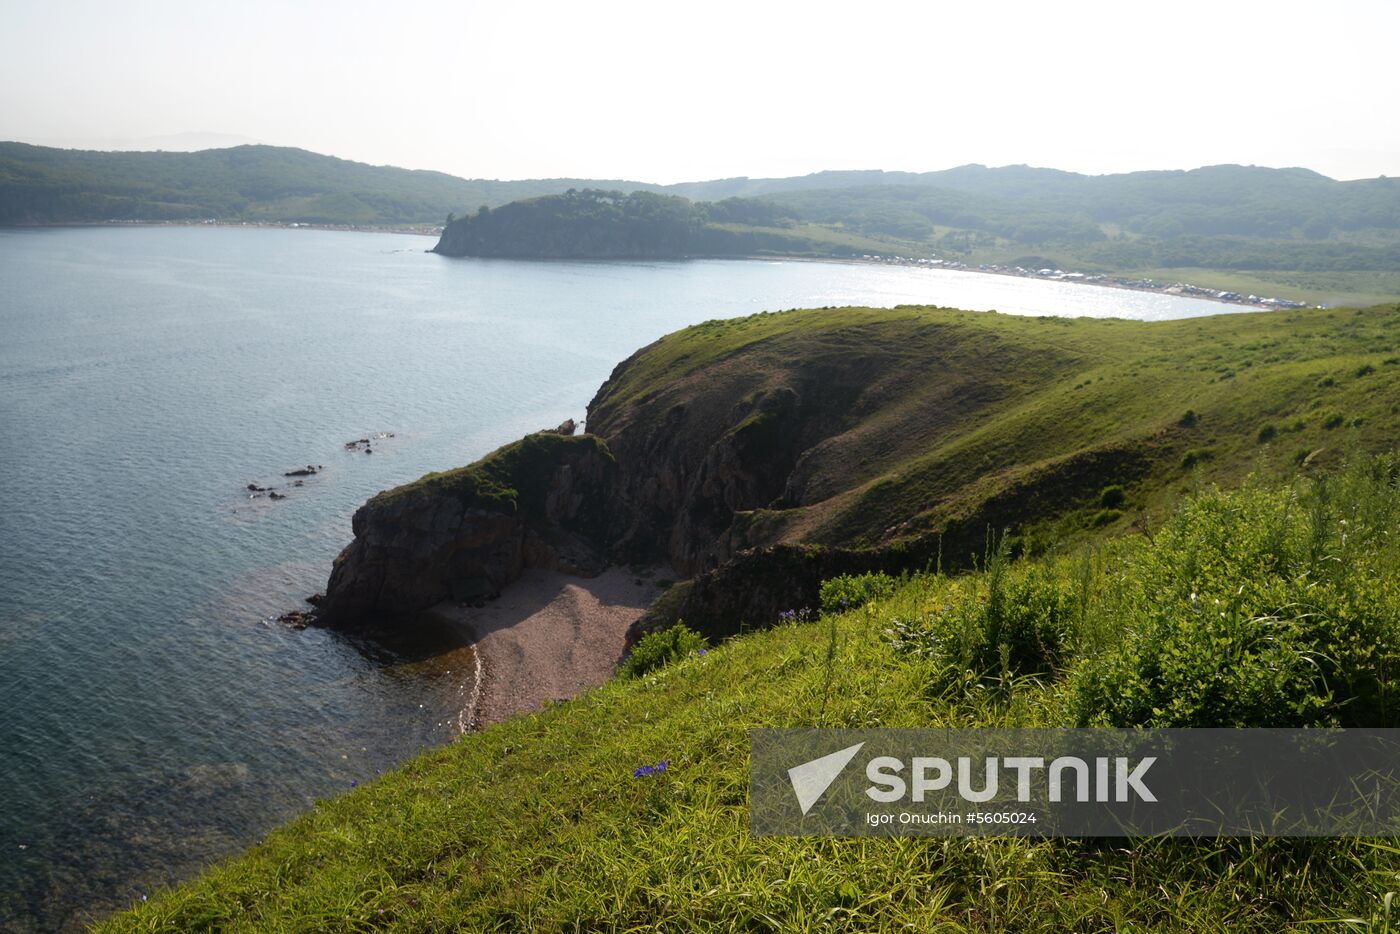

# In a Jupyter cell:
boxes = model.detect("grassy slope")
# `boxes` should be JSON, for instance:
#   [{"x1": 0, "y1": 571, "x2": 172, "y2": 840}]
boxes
[
  {"x1": 591, "y1": 304, "x2": 1400, "y2": 563},
  {"x1": 102, "y1": 459, "x2": 1400, "y2": 932}
]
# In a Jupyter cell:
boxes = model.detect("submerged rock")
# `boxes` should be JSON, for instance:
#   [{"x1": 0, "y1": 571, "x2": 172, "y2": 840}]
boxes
[
  {"x1": 276, "y1": 609, "x2": 316, "y2": 629},
  {"x1": 283, "y1": 465, "x2": 320, "y2": 477}
]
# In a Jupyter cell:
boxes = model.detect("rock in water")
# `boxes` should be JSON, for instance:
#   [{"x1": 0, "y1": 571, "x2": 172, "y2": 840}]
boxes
[{"x1": 276, "y1": 609, "x2": 316, "y2": 629}]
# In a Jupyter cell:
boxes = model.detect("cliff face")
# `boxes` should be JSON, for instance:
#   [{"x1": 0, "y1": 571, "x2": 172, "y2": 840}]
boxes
[
  {"x1": 320, "y1": 303, "x2": 1400, "y2": 638},
  {"x1": 317, "y1": 307, "x2": 1101, "y2": 630},
  {"x1": 318, "y1": 433, "x2": 619, "y2": 626}
]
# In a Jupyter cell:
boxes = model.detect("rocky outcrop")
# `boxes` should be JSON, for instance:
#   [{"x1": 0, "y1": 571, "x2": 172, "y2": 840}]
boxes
[
  {"x1": 318, "y1": 433, "x2": 619, "y2": 627},
  {"x1": 314, "y1": 307, "x2": 1207, "y2": 638}
]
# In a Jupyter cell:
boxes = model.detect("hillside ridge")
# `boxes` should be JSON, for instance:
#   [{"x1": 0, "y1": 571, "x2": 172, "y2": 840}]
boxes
[{"x1": 317, "y1": 302, "x2": 1400, "y2": 637}]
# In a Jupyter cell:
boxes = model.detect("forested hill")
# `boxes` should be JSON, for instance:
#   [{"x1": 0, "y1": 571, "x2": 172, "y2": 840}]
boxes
[
  {"x1": 749, "y1": 165, "x2": 1400, "y2": 245},
  {"x1": 7, "y1": 142, "x2": 1400, "y2": 302},
  {"x1": 431, "y1": 189, "x2": 820, "y2": 258},
  {"x1": 0, "y1": 143, "x2": 648, "y2": 226}
]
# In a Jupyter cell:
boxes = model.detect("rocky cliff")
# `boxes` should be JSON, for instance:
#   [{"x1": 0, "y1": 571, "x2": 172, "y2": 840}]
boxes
[
  {"x1": 318, "y1": 432, "x2": 619, "y2": 626},
  {"x1": 319, "y1": 303, "x2": 1400, "y2": 638}
]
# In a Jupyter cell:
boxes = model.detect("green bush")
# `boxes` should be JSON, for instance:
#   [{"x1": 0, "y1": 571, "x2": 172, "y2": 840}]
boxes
[
  {"x1": 819, "y1": 571, "x2": 898, "y2": 613},
  {"x1": 620, "y1": 622, "x2": 708, "y2": 677},
  {"x1": 889, "y1": 559, "x2": 1078, "y2": 685},
  {"x1": 1181, "y1": 447, "x2": 1215, "y2": 468},
  {"x1": 1071, "y1": 459, "x2": 1400, "y2": 727},
  {"x1": 1098, "y1": 484, "x2": 1127, "y2": 508},
  {"x1": 1257, "y1": 423, "x2": 1278, "y2": 443},
  {"x1": 1090, "y1": 507, "x2": 1123, "y2": 527},
  {"x1": 1178, "y1": 409, "x2": 1198, "y2": 427},
  {"x1": 1321, "y1": 410, "x2": 1345, "y2": 430}
]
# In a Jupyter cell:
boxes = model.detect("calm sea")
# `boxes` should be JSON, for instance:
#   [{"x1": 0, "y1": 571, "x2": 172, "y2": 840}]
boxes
[{"x1": 0, "y1": 226, "x2": 1244, "y2": 930}]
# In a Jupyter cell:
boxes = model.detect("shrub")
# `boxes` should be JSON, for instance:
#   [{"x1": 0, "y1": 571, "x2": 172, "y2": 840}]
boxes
[
  {"x1": 1089, "y1": 507, "x2": 1123, "y2": 527},
  {"x1": 1178, "y1": 409, "x2": 1198, "y2": 427},
  {"x1": 1257, "y1": 424, "x2": 1278, "y2": 443},
  {"x1": 1321, "y1": 411, "x2": 1345, "y2": 430},
  {"x1": 1181, "y1": 447, "x2": 1215, "y2": 468},
  {"x1": 819, "y1": 572, "x2": 897, "y2": 613},
  {"x1": 620, "y1": 623, "x2": 707, "y2": 677},
  {"x1": 1098, "y1": 484, "x2": 1126, "y2": 509},
  {"x1": 889, "y1": 560, "x2": 1078, "y2": 685},
  {"x1": 1356, "y1": 363, "x2": 1376, "y2": 378},
  {"x1": 1070, "y1": 459, "x2": 1400, "y2": 728}
]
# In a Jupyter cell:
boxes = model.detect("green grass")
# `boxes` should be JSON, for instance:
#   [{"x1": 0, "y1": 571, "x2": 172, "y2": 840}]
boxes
[
  {"x1": 104, "y1": 456, "x2": 1400, "y2": 931},
  {"x1": 368, "y1": 432, "x2": 613, "y2": 516},
  {"x1": 590, "y1": 303, "x2": 1400, "y2": 566}
]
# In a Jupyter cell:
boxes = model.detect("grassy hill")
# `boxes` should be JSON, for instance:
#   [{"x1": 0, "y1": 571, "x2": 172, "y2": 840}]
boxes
[
  {"x1": 101, "y1": 453, "x2": 1400, "y2": 931},
  {"x1": 98, "y1": 301, "x2": 1400, "y2": 930},
  {"x1": 581, "y1": 303, "x2": 1400, "y2": 636}
]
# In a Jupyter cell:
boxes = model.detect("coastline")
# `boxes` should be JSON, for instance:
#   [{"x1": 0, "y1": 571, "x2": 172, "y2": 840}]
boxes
[
  {"x1": 4, "y1": 220, "x2": 1317, "y2": 309},
  {"x1": 1, "y1": 218, "x2": 443, "y2": 237},
  {"x1": 428, "y1": 567, "x2": 664, "y2": 729},
  {"x1": 742, "y1": 252, "x2": 1317, "y2": 311}
]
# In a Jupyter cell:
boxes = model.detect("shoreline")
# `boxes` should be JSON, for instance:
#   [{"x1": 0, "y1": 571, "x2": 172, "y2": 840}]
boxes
[
  {"x1": 741, "y1": 252, "x2": 1317, "y2": 311},
  {"x1": 427, "y1": 567, "x2": 664, "y2": 729},
  {"x1": 1, "y1": 218, "x2": 442, "y2": 237},
  {"x1": 3, "y1": 220, "x2": 1320, "y2": 309}
]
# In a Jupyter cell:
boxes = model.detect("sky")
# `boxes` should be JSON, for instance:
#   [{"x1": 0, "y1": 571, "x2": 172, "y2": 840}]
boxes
[{"x1": 2, "y1": 0, "x2": 1398, "y2": 183}]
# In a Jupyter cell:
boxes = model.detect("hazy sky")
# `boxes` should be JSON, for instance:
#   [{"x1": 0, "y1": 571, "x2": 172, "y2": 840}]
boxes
[{"x1": 3, "y1": 0, "x2": 1398, "y2": 183}]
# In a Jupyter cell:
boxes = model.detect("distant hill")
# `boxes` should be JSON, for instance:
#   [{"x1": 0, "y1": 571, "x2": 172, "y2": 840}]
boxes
[
  {"x1": 5, "y1": 143, "x2": 1400, "y2": 302},
  {"x1": 674, "y1": 163, "x2": 1400, "y2": 242},
  {"x1": 432, "y1": 188, "x2": 825, "y2": 259},
  {"x1": 437, "y1": 166, "x2": 1400, "y2": 304},
  {"x1": 0, "y1": 143, "x2": 653, "y2": 226}
]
